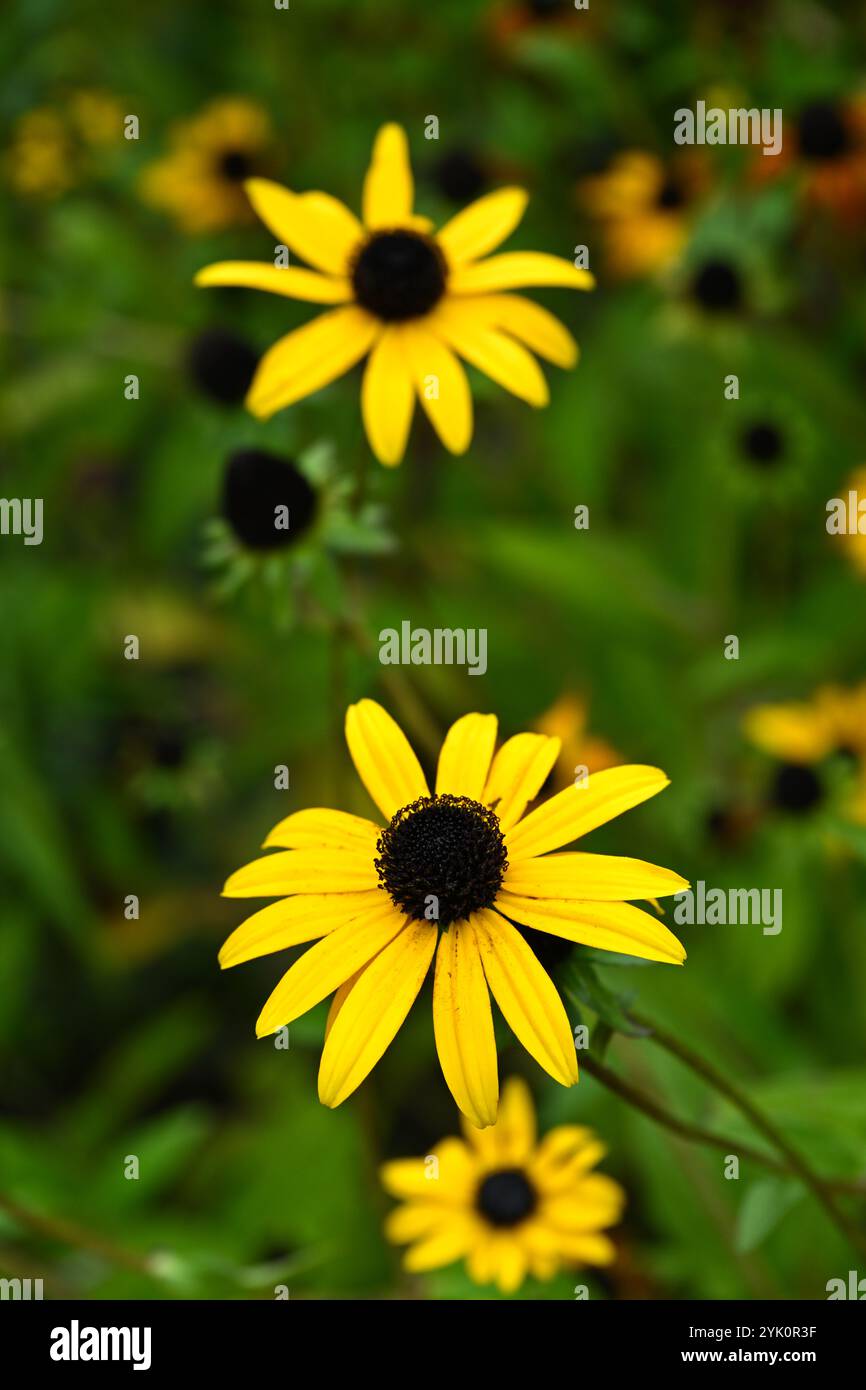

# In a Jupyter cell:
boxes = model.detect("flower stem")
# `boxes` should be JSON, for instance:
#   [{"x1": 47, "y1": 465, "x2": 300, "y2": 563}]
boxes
[
  {"x1": 626, "y1": 1010, "x2": 866, "y2": 1258},
  {"x1": 0, "y1": 1193, "x2": 156, "y2": 1276}
]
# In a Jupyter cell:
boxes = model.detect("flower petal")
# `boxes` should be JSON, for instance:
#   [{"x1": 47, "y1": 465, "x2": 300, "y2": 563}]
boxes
[
  {"x1": 431, "y1": 301, "x2": 549, "y2": 406},
  {"x1": 255, "y1": 896, "x2": 406, "y2": 1036},
  {"x1": 345, "y1": 699, "x2": 429, "y2": 821},
  {"x1": 263, "y1": 807, "x2": 381, "y2": 851},
  {"x1": 491, "y1": 1076, "x2": 537, "y2": 1165},
  {"x1": 483, "y1": 733, "x2": 561, "y2": 831},
  {"x1": 380, "y1": 1137, "x2": 477, "y2": 1201},
  {"x1": 223, "y1": 848, "x2": 378, "y2": 898},
  {"x1": 401, "y1": 1213, "x2": 479, "y2": 1272},
  {"x1": 403, "y1": 323, "x2": 473, "y2": 455},
  {"x1": 194, "y1": 261, "x2": 351, "y2": 303},
  {"x1": 361, "y1": 326, "x2": 415, "y2": 466},
  {"x1": 470, "y1": 908, "x2": 578, "y2": 1087},
  {"x1": 435, "y1": 713, "x2": 498, "y2": 799},
  {"x1": 436, "y1": 187, "x2": 528, "y2": 266},
  {"x1": 219, "y1": 889, "x2": 383, "y2": 968},
  {"x1": 433, "y1": 921, "x2": 498, "y2": 1128},
  {"x1": 449, "y1": 252, "x2": 595, "y2": 295},
  {"x1": 363, "y1": 123, "x2": 413, "y2": 229},
  {"x1": 318, "y1": 918, "x2": 437, "y2": 1107},
  {"x1": 246, "y1": 306, "x2": 379, "y2": 419},
  {"x1": 243, "y1": 179, "x2": 364, "y2": 274},
  {"x1": 472, "y1": 293, "x2": 578, "y2": 367},
  {"x1": 496, "y1": 893, "x2": 686, "y2": 965},
  {"x1": 502, "y1": 853, "x2": 689, "y2": 901},
  {"x1": 506, "y1": 765, "x2": 671, "y2": 860}
]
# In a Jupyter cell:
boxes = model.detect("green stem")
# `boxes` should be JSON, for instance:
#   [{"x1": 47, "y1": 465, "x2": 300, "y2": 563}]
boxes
[{"x1": 0, "y1": 1193, "x2": 156, "y2": 1276}]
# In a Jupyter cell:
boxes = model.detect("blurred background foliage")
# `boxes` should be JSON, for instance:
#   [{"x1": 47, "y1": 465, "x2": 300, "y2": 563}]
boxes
[{"x1": 1, "y1": 0, "x2": 866, "y2": 1300}]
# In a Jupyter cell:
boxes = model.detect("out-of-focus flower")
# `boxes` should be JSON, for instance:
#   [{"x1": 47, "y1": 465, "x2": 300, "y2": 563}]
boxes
[
  {"x1": 833, "y1": 466, "x2": 866, "y2": 579},
  {"x1": 5, "y1": 108, "x2": 75, "y2": 198},
  {"x1": 195, "y1": 122, "x2": 593, "y2": 466},
  {"x1": 219, "y1": 701, "x2": 687, "y2": 1126},
  {"x1": 139, "y1": 98, "x2": 274, "y2": 232},
  {"x1": 186, "y1": 327, "x2": 260, "y2": 406},
  {"x1": 744, "y1": 682, "x2": 866, "y2": 823},
  {"x1": 579, "y1": 151, "x2": 708, "y2": 279},
  {"x1": 754, "y1": 96, "x2": 866, "y2": 227},
  {"x1": 67, "y1": 90, "x2": 125, "y2": 146},
  {"x1": 534, "y1": 692, "x2": 621, "y2": 792},
  {"x1": 381, "y1": 1076, "x2": 625, "y2": 1293}
]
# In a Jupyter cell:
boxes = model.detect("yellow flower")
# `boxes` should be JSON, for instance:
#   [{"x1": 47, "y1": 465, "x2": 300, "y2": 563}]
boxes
[
  {"x1": 535, "y1": 692, "x2": 621, "y2": 793},
  {"x1": 195, "y1": 122, "x2": 594, "y2": 466},
  {"x1": 220, "y1": 701, "x2": 687, "y2": 1127},
  {"x1": 381, "y1": 1076, "x2": 625, "y2": 1293},
  {"x1": 744, "y1": 682, "x2": 866, "y2": 821},
  {"x1": 140, "y1": 98, "x2": 273, "y2": 233},
  {"x1": 579, "y1": 150, "x2": 706, "y2": 279},
  {"x1": 6, "y1": 108, "x2": 74, "y2": 199}
]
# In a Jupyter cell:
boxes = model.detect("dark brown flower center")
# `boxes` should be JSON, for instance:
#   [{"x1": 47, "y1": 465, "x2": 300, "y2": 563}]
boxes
[
  {"x1": 477, "y1": 1168, "x2": 537, "y2": 1227},
  {"x1": 375, "y1": 794, "x2": 507, "y2": 928},
  {"x1": 352, "y1": 230, "x2": 447, "y2": 322},
  {"x1": 798, "y1": 102, "x2": 851, "y2": 161}
]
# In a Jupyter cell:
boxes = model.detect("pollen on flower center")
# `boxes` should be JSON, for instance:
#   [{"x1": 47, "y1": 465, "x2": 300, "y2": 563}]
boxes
[
  {"x1": 374, "y1": 793, "x2": 507, "y2": 928},
  {"x1": 476, "y1": 1168, "x2": 537, "y2": 1228},
  {"x1": 351, "y1": 230, "x2": 447, "y2": 322}
]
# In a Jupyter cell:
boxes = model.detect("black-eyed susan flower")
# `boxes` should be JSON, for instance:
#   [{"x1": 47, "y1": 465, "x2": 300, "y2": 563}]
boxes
[
  {"x1": 220, "y1": 701, "x2": 687, "y2": 1127},
  {"x1": 186, "y1": 327, "x2": 259, "y2": 407},
  {"x1": 380, "y1": 1076, "x2": 624, "y2": 1292},
  {"x1": 195, "y1": 123, "x2": 593, "y2": 466},
  {"x1": 578, "y1": 151, "x2": 707, "y2": 280},
  {"x1": 140, "y1": 98, "x2": 274, "y2": 233},
  {"x1": 754, "y1": 96, "x2": 866, "y2": 228},
  {"x1": 744, "y1": 683, "x2": 866, "y2": 822}
]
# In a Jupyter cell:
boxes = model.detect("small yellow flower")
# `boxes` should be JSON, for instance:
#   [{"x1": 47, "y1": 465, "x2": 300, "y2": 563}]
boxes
[
  {"x1": 535, "y1": 692, "x2": 621, "y2": 792},
  {"x1": 579, "y1": 150, "x2": 706, "y2": 279},
  {"x1": 6, "y1": 108, "x2": 74, "y2": 199},
  {"x1": 381, "y1": 1076, "x2": 625, "y2": 1293},
  {"x1": 195, "y1": 122, "x2": 594, "y2": 466},
  {"x1": 140, "y1": 97, "x2": 273, "y2": 233},
  {"x1": 744, "y1": 682, "x2": 866, "y2": 821},
  {"x1": 220, "y1": 701, "x2": 687, "y2": 1127}
]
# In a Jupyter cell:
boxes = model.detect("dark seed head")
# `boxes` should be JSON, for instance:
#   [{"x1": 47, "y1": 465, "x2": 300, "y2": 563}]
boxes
[
  {"x1": 375, "y1": 794, "x2": 508, "y2": 929},
  {"x1": 352, "y1": 230, "x2": 447, "y2": 322},
  {"x1": 656, "y1": 176, "x2": 686, "y2": 211},
  {"x1": 770, "y1": 762, "x2": 822, "y2": 815},
  {"x1": 798, "y1": 102, "x2": 850, "y2": 161},
  {"x1": 187, "y1": 328, "x2": 258, "y2": 406},
  {"x1": 433, "y1": 148, "x2": 487, "y2": 204},
  {"x1": 219, "y1": 149, "x2": 254, "y2": 182},
  {"x1": 222, "y1": 449, "x2": 317, "y2": 552},
  {"x1": 740, "y1": 421, "x2": 784, "y2": 467},
  {"x1": 477, "y1": 1168, "x2": 537, "y2": 1227},
  {"x1": 691, "y1": 259, "x2": 743, "y2": 313}
]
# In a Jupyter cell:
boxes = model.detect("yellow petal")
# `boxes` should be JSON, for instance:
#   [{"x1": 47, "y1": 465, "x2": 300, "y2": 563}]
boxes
[
  {"x1": 403, "y1": 323, "x2": 473, "y2": 455},
  {"x1": 194, "y1": 261, "x2": 351, "y2": 303},
  {"x1": 431, "y1": 301, "x2": 549, "y2": 406},
  {"x1": 483, "y1": 733, "x2": 561, "y2": 831},
  {"x1": 380, "y1": 1137, "x2": 477, "y2": 1201},
  {"x1": 435, "y1": 713, "x2": 498, "y2": 799},
  {"x1": 449, "y1": 252, "x2": 595, "y2": 295},
  {"x1": 243, "y1": 179, "x2": 364, "y2": 275},
  {"x1": 361, "y1": 326, "x2": 415, "y2": 466},
  {"x1": 401, "y1": 1213, "x2": 479, "y2": 1272},
  {"x1": 496, "y1": 892, "x2": 686, "y2": 965},
  {"x1": 219, "y1": 889, "x2": 383, "y2": 968},
  {"x1": 433, "y1": 921, "x2": 498, "y2": 1129},
  {"x1": 471, "y1": 908, "x2": 578, "y2": 1087},
  {"x1": 363, "y1": 123, "x2": 413, "y2": 229},
  {"x1": 530, "y1": 1126, "x2": 603, "y2": 1192},
  {"x1": 263, "y1": 807, "x2": 381, "y2": 851},
  {"x1": 546, "y1": 1231, "x2": 617, "y2": 1265},
  {"x1": 502, "y1": 853, "x2": 689, "y2": 901},
  {"x1": 223, "y1": 848, "x2": 378, "y2": 898},
  {"x1": 325, "y1": 967, "x2": 364, "y2": 1042},
  {"x1": 345, "y1": 699, "x2": 429, "y2": 820},
  {"x1": 493, "y1": 1238, "x2": 529, "y2": 1294},
  {"x1": 385, "y1": 1203, "x2": 454, "y2": 1243},
  {"x1": 318, "y1": 919, "x2": 437, "y2": 1106},
  {"x1": 471, "y1": 293, "x2": 578, "y2": 367},
  {"x1": 436, "y1": 187, "x2": 528, "y2": 266},
  {"x1": 743, "y1": 703, "x2": 832, "y2": 762},
  {"x1": 255, "y1": 896, "x2": 406, "y2": 1036},
  {"x1": 490, "y1": 1075, "x2": 537, "y2": 1164},
  {"x1": 246, "y1": 306, "x2": 379, "y2": 419},
  {"x1": 506, "y1": 765, "x2": 671, "y2": 860}
]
